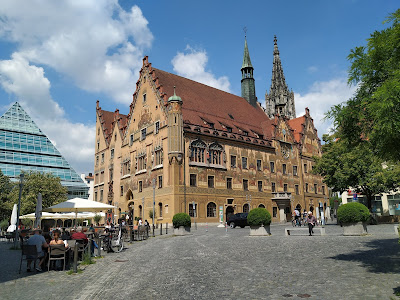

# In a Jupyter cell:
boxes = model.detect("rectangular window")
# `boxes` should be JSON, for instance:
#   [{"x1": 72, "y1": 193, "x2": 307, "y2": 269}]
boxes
[
  {"x1": 293, "y1": 166, "x2": 298, "y2": 176},
  {"x1": 109, "y1": 168, "x2": 113, "y2": 182},
  {"x1": 295, "y1": 184, "x2": 299, "y2": 195},
  {"x1": 271, "y1": 182, "x2": 276, "y2": 193},
  {"x1": 94, "y1": 191, "x2": 98, "y2": 202},
  {"x1": 243, "y1": 179, "x2": 248, "y2": 191},
  {"x1": 96, "y1": 156, "x2": 99, "y2": 166},
  {"x1": 306, "y1": 183, "x2": 309, "y2": 193},
  {"x1": 110, "y1": 148, "x2": 114, "y2": 159},
  {"x1": 304, "y1": 163, "x2": 308, "y2": 173},
  {"x1": 159, "y1": 203, "x2": 163, "y2": 218},
  {"x1": 258, "y1": 180, "x2": 263, "y2": 192},
  {"x1": 190, "y1": 174, "x2": 197, "y2": 187},
  {"x1": 270, "y1": 162, "x2": 275, "y2": 173},
  {"x1": 257, "y1": 159, "x2": 262, "y2": 171},
  {"x1": 130, "y1": 134, "x2": 134, "y2": 145},
  {"x1": 143, "y1": 93, "x2": 146, "y2": 102},
  {"x1": 208, "y1": 176, "x2": 214, "y2": 188},
  {"x1": 101, "y1": 153, "x2": 104, "y2": 163},
  {"x1": 314, "y1": 184, "x2": 318, "y2": 194},
  {"x1": 139, "y1": 181, "x2": 143, "y2": 192},
  {"x1": 97, "y1": 142, "x2": 100, "y2": 150},
  {"x1": 226, "y1": 177, "x2": 232, "y2": 189},
  {"x1": 155, "y1": 121, "x2": 160, "y2": 134},
  {"x1": 100, "y1": 189, "x2": 103, "y2": 202},
  {"x1": 141, "y1": 128, "x2": 146, "y2": 141},
  {"x1": 273, "y1": 207, "x2": 277, "y2": 218},
  {"x1": 231, "y1": 155, "x2": 236, "y2": 168},
  {"x1": 158, "y1": 176, "x2": 163, "y2": 188},
  {"x1": 242, "y1": 157, "x2": 248, "y2": 169},
  {"x1": 322, "y1": 186, "x2": 325, "y2": 195},
  {"x1": 284, "y1": 183, "x2": 288, "y2": 192},
  {"x1": 189, "y1": 203, "x2": 197, "y2": 217},
  {"x1": 120, "y1": 185, "x2": 123, "y2": 196},
  {"x1": 283, "y1": 164, "x2": 287, "y2": 175}
]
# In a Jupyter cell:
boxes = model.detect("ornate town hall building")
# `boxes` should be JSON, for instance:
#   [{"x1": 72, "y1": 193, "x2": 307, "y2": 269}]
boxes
[{"x1": 94, "y1": 37, "x2": 327, "y2": 224}]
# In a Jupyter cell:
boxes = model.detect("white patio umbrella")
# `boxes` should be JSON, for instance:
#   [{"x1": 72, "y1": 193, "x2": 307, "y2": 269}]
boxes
[
  {"x1": 7, "y1": 204, "x2": 18, "y2": 232},
  {"x1": 43, "y1": 198, "x2": 115, "y2": 227},
  {"x1": 20, "y1": 212, "x2": 64, "y2": 220}
]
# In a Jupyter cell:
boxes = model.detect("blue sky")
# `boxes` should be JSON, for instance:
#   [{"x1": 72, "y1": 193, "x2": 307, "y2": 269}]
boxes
[{"x1": 0, "y1": 0, "x2": 398, "y2": 174}]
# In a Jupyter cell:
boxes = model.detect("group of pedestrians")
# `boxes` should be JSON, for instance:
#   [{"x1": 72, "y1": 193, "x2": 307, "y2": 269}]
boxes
[{"x1": 292, "y1": 209, "x2": 318, "y2": 236}]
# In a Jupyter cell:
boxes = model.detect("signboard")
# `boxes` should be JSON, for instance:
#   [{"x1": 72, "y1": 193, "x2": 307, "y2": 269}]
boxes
[
  {"x1": 353, "y1": 193, "x2": 358, "y2": 200},
  {"x1": 219, "y1": 206, "x2": 223, "y2": 223}
]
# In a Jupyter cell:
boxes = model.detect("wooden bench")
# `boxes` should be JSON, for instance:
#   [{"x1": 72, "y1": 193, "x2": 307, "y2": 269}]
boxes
[{"x1": 285, "y1": 227, "x2": 326, "y2": 236}]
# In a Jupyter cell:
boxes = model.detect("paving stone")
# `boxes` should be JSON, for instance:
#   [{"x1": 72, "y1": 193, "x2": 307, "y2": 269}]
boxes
[{"x1": 0, "y1": 222, "x2": 399, "y2": 299}]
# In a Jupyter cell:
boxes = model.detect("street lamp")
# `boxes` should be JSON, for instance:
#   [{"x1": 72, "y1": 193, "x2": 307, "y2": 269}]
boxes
[{"x1": 14, "y1": 173, "x2": 24, "y2": 249}]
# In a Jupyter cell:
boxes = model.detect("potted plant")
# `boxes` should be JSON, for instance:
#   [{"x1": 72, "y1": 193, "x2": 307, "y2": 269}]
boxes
[
  {"x1": 247, "y1": 207, "x2": 271, "y2": 236},
  {"x1": 172, "y1": 213, "x2": 191, "y2": 236},
  {"x1": 93, "y1": 214, "x2": 102, "y2": 226},
  {"x1": 337, "y1": 202, "x2": 370, "y2": 236}
]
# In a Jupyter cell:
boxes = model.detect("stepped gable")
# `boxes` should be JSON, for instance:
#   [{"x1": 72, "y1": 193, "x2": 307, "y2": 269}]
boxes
[
  {"x1": 96, "y1": 101, "x2": 127, "y2": 145},
  {"x1": 152, "y1": 68, "x2": 273, "y2": 143},
  {"x1": 288, "y1": 115, "x2": 305, "y2": 143}
]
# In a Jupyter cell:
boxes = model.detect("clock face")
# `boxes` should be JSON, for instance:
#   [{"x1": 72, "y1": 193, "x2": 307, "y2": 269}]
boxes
[{"x1": 281, "y1": 144, "x2": 290, "y2": 158}]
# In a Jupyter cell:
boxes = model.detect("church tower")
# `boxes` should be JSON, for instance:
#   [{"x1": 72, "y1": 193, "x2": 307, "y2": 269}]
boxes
[
  {"x1": 241, "y1": 36, "x2": 257, "y2": 107},
  {"x1": 265, "y1": 36, "x2": 296, "y2": 119}
]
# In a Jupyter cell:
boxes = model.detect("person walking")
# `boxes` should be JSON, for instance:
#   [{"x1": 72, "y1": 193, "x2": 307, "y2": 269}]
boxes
[{"x1": 307, "y1": 211, "x2": 317, "y2": 236}]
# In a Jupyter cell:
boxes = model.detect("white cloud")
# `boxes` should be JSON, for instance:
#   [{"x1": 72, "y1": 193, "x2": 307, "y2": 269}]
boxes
[
  {"x1": 294, "y1": 77, "x2": 357, "y2": 138},
  {"x1": 171, "y1": 45, "x2": 231, "y2": 92},
  {"x1": 0, "y1": 52, "x2": 94, "y2": 174},
  {"x1": 0, "y1": 0, "x2": 153, "y2": 104},
  {"x1": 307, "y1": 66, "x2": 318, "y2": 73}
]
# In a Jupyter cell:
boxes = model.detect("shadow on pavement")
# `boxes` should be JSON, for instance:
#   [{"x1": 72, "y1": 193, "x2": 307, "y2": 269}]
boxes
[{"x1": 329, "y1": 238, "x2": 400, "y2": 274}]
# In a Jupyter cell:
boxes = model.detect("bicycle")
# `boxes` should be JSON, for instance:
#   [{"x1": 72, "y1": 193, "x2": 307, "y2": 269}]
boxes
[{"x1": 102, "y1": 225, "x2": 124, "y2": 253}]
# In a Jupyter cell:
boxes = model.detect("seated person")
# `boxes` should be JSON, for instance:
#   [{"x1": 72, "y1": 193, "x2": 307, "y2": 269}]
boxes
[
  {"x1": 50, "y1": 229, "x2": 68, "y2": 247},
  {"x1": 71, "y1": 226, "x2": 88, "y2": 242},
  {"x1": 60, "y1": 228, "x2": 70, "y2": 240},
  {"x1": 88, "y1": 223, "x2": 95, "y2": 232},
  {"x1": 27, "y1": 228, "x2": 48, "y2": 272}
]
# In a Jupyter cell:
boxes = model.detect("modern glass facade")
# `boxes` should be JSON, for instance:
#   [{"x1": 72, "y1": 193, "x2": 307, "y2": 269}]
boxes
[{"x1": 0, "y1": 102, "x2": 88, "y2": 199}]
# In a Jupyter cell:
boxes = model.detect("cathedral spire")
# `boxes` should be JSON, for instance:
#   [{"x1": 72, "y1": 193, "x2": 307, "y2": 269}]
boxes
[
  {"x1": 265, "y1": 35, "x2": 296, "y2": 119},
  {"x1": 241, "y1": 34, "x2": 257, "y2": 107}
]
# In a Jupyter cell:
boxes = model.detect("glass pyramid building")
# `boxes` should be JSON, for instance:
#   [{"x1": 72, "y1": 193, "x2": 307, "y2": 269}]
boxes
[{"x1": 0, "y1": 102, "x2": 88, "y2": 199}]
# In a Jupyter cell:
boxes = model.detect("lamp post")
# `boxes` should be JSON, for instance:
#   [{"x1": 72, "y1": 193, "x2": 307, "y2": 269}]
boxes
[
  {"x1": 142, "y1": 197, "x2": 144, "y2": 221},
  {"x1": 14, "y1": 173, "x2": 24, "y2": 249},
  {"x1": 152, "y1": 178, "x2": 156, "y2": 237}
]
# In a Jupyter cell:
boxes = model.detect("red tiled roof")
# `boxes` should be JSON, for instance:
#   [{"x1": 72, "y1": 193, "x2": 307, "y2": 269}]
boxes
[
  {"x1": 288, "y1": 116, "x2": 305, "y2": 143},
  {"x1": 97, "y1": 108, "x2": 128, "y2": 145},
  {"x1": 152, "y1": 68, "x2": 273, "y2": 140}
]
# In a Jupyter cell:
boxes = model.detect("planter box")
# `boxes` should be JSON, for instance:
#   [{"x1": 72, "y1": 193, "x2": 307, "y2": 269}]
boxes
[
  {"x1": 343, "y1": 222, "x2": 368, "y2": 236},
  {"x1": 249, "y1": 225, "x2": 271, "y2": 236},
  {"x1": 173, "y1": 226, "x2": 191, "y2": 236}
]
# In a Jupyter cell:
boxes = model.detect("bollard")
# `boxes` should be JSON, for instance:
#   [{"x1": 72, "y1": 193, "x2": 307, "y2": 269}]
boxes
[
  {"x1": 225, "y1": 222, "x2": 228, "y2": 234},
  {"x1": 97, "y1": 237, "x2": 101, "y2": 257},
  {"x1": 88, "y1": 238, "x2": 92, "y2": 258},
  {"x1": 130, "y1": 226, "x2": 133, "y2": 242},
  {"x1": 160, "y1": 223, "x2": 163, "y2": 235},
  {"x1": 152, "y1": 224, "x2": 155, "y2": 237},
  {"x1": 166, "y1": 223, "x2": 168, "y2": 234},
  {"x1": 73, "y1": 243, "x2": 78, "y2": 273},
  {"x1": 206, "y1": 222, "x2": 208, "y2": 232}
]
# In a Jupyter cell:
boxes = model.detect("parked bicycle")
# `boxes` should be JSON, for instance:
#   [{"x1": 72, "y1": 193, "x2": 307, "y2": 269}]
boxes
[{"x1": 102, "y1": 224, "x2": 124, "y2": 253}]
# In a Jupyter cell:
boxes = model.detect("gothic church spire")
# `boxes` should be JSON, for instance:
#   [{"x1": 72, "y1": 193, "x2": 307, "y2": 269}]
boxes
[
  {"x1": 265, "y1": 36, "x2": 296, "y2": 119},
  {"x1": 241, "y1": 35, "x2": 257, "y2": 107}
]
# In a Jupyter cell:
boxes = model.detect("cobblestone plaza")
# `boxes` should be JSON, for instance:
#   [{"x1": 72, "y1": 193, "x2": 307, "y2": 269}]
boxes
[{"x1": 1, "y1": 223, "x2": 399, "y2": 300}]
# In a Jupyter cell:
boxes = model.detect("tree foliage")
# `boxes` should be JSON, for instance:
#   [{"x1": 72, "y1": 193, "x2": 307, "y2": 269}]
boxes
[
  {"x1": 313, "y1": 135, "x2": 400, "y2": 210},
  {"x1": 0, "y1": 170, "x2": 13, "y2": 220},
  {"x1": 6, "y1": 171, "x2": 68, "y2": 216},
  {"x1": 327, "y1": 9, "x2": 400, "y2": 162}
]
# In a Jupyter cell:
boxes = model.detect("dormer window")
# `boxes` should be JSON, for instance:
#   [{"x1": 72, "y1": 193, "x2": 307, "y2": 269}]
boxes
[{"x1": 227, "y1": 127, "x2": 232, "y2": 133}]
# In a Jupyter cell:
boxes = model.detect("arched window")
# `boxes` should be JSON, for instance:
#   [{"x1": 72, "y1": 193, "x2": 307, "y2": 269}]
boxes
[
  {"x1": 243, "y1": 203, "x2": 249, "y2": 213},
  {"x1": 209, "y1": 142, "x2": 224, "y2": 165},
  {"x1": 190, "y1": 140, "x2": 206, "y2": 163},
  {"x1": 258, "y1": 204, "x2": 265, "y2": 208},
  {"x1": 207, "y1": 202, "x2": 217, "y2": 217}
]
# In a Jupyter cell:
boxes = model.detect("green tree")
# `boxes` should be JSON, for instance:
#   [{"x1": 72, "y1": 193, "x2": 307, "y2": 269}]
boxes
[
  {"x1": 328, "y1": 9, "x2": 400, "y2": 162},
  {"x1": 313, "y1": 135, "x2": 400, "y2": 210},
  {"x1": 0, "y1": 170, "x2": 13, "y2": 220},
  {"x1": 7, "y1": 171, "x2": 68, "y2": 215}
]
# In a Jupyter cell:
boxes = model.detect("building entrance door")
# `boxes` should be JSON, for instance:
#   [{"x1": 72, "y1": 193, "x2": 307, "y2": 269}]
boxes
[{"x1": 226, "y1": 206, "x2": 234, "y2": 223}]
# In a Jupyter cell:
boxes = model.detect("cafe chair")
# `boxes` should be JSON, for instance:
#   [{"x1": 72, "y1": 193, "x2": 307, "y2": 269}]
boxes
[
  {"x1": 47, "y1": 244, "x2": 67, "y2": 271},
  {"x1": 19, "y1": 245, "x2": 38, "y2": 274}
]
